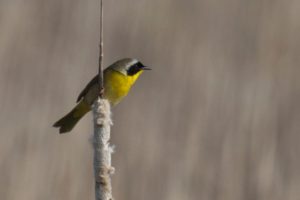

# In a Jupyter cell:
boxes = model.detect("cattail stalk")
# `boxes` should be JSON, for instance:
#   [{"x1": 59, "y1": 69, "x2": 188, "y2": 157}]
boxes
[
  {"x1": 93, "y1": 0, "x2": 114, "y2": 200},
  {"x1": 93, "y1": 99, "x2": 114, "y2": 200}
]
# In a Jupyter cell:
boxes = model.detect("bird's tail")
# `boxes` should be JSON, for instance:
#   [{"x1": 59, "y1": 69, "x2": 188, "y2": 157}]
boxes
[{"x1": 53, "y1": 100, "x2": 90, "y2": 134}]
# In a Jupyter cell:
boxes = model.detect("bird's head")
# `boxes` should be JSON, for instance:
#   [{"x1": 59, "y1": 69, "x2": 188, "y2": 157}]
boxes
[{"x1": 110, "y1": 58, "x2": 151, "y2": 76}]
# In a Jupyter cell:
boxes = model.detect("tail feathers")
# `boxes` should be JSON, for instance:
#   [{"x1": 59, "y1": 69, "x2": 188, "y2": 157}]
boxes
[{"x1": 53, "y1": 100, "x2": 90, "y2": 134}]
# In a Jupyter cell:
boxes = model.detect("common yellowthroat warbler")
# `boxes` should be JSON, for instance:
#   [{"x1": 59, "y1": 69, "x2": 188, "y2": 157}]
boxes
[{"x1": 53, "y1": 58, "x2": 151, "y2": 133}]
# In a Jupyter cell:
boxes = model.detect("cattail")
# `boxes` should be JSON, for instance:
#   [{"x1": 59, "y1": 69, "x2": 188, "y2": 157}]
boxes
[{"x1": 93, "y1": 1, "x2": 114, "y2": 199}]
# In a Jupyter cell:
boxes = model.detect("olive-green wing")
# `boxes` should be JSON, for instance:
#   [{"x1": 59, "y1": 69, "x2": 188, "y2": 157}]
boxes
[{"x1": 76, "y1": 75, "x2": 98, "y2": 102}]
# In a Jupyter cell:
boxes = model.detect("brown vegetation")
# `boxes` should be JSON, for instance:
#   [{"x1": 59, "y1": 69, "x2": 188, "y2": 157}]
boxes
[{"x1": 0, "y1": 1, "x2": 299, "y2": 200}]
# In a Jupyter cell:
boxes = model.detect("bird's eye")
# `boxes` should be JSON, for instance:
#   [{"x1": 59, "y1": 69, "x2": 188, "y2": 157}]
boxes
[
  {"x1": 127, "y1": 63, "x2": 142, "y2": 76},
  {"x1": 136, "y1": 62, "x2": 144, "y2": 69}
]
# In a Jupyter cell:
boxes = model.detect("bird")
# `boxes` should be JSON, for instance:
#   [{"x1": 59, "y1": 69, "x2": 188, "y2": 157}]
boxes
[{"x1": 53, "y1": 58, "x2": 151, "y2": 134}]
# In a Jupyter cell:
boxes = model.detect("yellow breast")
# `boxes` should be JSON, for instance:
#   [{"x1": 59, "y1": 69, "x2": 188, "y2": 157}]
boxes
[{"x1": 103, "y1": 69, "x2": 143, "y2": 106}]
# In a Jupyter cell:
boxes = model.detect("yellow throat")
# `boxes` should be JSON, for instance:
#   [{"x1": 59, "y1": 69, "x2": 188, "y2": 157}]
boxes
[{"x1": 104, "y1": 68, "x2": 143, "y2": 106}]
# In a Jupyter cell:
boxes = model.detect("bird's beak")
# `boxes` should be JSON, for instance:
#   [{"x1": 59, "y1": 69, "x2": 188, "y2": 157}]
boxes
[{"x1": 143, "y1": 66, "x2": 151, "y2": 70}]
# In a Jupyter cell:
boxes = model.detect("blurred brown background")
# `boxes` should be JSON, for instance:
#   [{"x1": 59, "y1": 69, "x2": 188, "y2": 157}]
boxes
[{"x1": 0, "y1": 0, "x2": 300, "y2": 199}]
